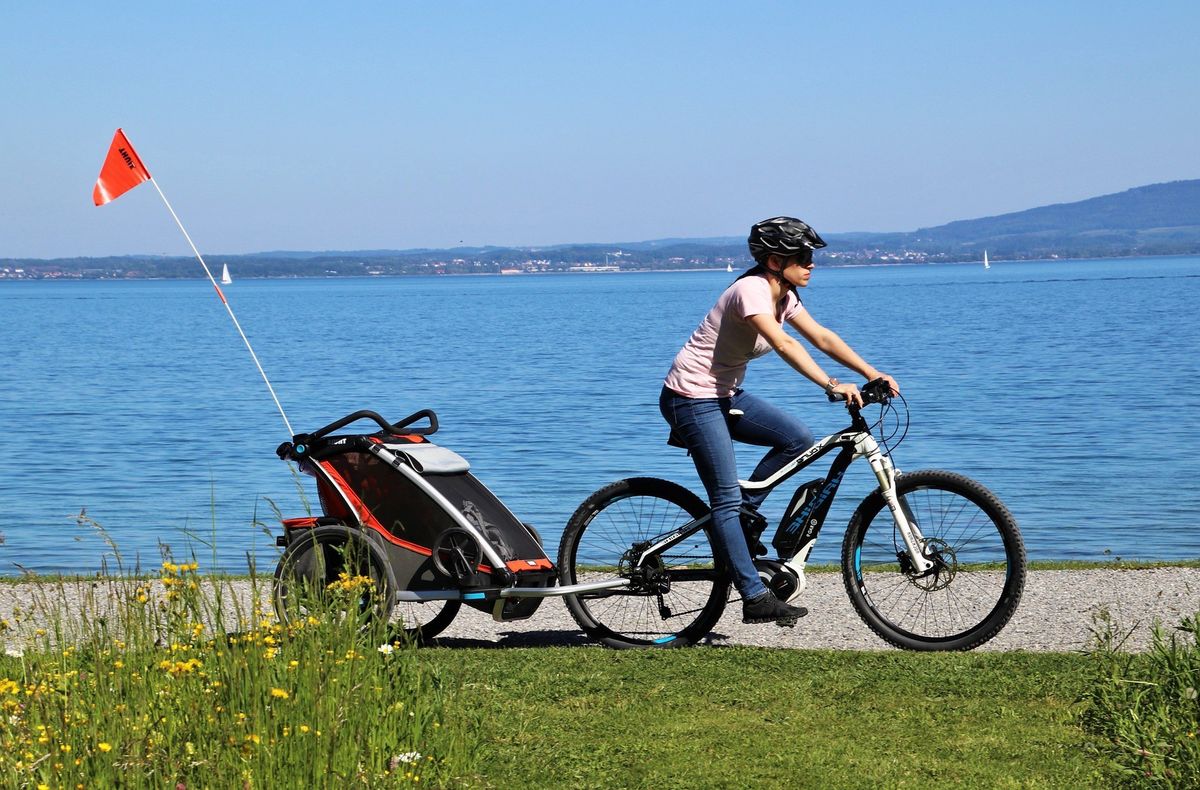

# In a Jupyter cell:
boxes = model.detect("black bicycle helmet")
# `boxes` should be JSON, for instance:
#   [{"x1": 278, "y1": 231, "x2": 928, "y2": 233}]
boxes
[{"x1": 747, "y1": 216, "x2": 827, "y2": 263}]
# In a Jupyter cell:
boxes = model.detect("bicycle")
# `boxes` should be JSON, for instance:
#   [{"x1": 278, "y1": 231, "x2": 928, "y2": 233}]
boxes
[{"x1": 557, "y1": 378, "x2": 1026, "y2": 651}]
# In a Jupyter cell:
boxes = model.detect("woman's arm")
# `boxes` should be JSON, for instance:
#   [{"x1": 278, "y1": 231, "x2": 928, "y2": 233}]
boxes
[
  {"x1": 746, "y1": 313, "x2": 866, "y2": 404},
  {"x1": 787, "y1": 311, "x2": 899, "y2": 394}
]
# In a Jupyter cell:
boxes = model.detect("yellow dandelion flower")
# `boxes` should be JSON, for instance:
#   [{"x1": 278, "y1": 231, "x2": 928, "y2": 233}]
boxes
[
  {"x1": 97, "y1": 742, "x2": 112, "y2": 752},
  {"x1": 270, "y1": 688, "x2": 290, "y2": 700},
  {"x1": 299, "y1": 725, "x2": 310, "y2": 734}
]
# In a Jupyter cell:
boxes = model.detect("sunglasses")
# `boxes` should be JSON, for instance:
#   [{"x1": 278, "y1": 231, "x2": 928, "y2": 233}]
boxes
[{"x1": 786, "y1": 249, "x2": 815, "y2": 268}]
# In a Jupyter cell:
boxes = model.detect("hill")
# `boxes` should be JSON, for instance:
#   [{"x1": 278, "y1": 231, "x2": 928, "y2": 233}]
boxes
[
  {"x1": 3, "y1": 180, "x2": 1199, "y2": 279},
  {"x1": 821, "y1": 179, "x2": 1200, "y2": 263}
]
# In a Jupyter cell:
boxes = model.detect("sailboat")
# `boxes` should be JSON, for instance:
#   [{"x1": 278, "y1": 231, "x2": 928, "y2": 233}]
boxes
[
  {"x1": 726, "y1": 263, "x2": 733, "y2": 273},
  {"x1": 220, "y1": 263, "x2": 232, "y2": 285},
  {"x1": 983, "y1": 250, "x2": 990, "y2": 270}
]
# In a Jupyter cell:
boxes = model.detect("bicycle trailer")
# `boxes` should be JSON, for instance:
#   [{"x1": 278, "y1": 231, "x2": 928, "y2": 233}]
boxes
[{"x1": 272, "y1": 408, "x2": 623, "y2": 638}]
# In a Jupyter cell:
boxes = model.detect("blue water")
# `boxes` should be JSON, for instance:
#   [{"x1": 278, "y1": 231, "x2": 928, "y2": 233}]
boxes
[{"x1": 2, "y1": 256, "x2": 1198, "y2": 574}]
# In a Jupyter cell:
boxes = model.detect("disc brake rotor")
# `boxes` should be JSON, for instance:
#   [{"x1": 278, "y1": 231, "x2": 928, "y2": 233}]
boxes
[{"x1": 909, "y1": 538, "x2": 957, "y2": 591}]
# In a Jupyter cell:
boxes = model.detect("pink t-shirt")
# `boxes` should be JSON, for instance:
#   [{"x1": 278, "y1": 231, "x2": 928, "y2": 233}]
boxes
[{"x1": 664, "y1": 275, "x2": 805, "y2": 398}]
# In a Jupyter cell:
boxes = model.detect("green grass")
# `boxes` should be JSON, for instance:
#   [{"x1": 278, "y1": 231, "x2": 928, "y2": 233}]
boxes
[
  {"x1": 431, "y1": 647, "x2": 1103, "y2": 789},
  {"x1": 1026, "y1": 559, "x2": 1200, "y2": 571}
]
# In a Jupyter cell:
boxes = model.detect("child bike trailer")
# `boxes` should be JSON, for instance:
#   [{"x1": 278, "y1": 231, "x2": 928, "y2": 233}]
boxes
[{"x1": 273, "y1": 409, "x2": 557, "y2": 640}]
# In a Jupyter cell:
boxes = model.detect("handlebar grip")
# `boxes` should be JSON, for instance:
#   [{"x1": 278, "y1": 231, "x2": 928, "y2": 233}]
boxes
[{"x1": 825, "y1": 378, "x2": 893, "y2": 405}]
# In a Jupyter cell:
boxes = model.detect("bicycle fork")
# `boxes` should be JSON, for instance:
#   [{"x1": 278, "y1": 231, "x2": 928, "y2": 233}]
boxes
[{"x1": 857, "y1": 433, "x2": 934, "y2": 574}]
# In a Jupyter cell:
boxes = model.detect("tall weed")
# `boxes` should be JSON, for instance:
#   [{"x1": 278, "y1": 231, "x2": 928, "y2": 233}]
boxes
[
  {"x1": 1080, "y1": 612, "x2": 1200, "y2": 787},
  {"x1": 0, "y1": 547, "x2": 474, "y2": 787}
]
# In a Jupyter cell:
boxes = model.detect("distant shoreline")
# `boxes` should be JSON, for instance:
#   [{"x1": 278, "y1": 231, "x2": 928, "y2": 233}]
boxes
[{"x1": 3, "y1": 252, "x2": 1197, "y2": 283}]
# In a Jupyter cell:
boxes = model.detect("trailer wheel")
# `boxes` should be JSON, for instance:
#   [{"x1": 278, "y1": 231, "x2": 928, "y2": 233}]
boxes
[{"x1": 273, "y1": 524, "x2": 397, "y2": 626}]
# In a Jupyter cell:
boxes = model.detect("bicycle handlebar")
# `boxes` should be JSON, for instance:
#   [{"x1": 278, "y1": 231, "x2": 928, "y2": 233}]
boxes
[{"x1": 826, "y1": 377, "x2": 894, "y2": 406}]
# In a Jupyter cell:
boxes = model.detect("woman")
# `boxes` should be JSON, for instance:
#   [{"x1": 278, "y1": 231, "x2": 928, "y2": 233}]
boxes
[{"x1": 660, "y1": 216, "x2": 899, "y2": 625}]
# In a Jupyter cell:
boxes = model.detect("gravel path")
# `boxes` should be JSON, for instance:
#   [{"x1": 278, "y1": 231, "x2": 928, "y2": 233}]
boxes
[
  {"x1": 5, "y1": 568, "x2": 1195, "y2": 653},
  {"x1": 430, "y1": 567, "x2": 1200, "y2": 652}
]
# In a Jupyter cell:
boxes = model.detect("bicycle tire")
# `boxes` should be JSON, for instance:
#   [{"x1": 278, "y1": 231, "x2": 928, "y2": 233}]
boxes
[
  {"x1": 392, "y1": 598, "x2": 462, "y2": 643},
  {"x1": 841, "y1": 470, "x2": 1025, "y2": 651},
  {"x1": 274, "y1": 525, "x2": 460, "y2": 642},
  {"x1": 558, "y1": 477, "x2": 729, "y2": 649}
]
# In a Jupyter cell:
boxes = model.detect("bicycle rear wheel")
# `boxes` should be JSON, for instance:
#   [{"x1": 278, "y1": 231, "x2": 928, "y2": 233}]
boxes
[
  {"x1": 841, "y1": 469, "x2": 1025, "y2": 651},
  {"x1": 558, "y1": 477, "x2": 729, "y2": 649}
]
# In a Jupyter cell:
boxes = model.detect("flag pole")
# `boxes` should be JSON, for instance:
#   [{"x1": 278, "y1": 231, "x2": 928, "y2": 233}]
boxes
[{"x1": 148, "y1": 178, "x2": 295, "y2": 437}]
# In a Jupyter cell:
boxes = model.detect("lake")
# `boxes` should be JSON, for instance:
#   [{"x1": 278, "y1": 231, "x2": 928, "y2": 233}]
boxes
[{"x1": 2, "y1": 256, "x2": 1198, "y2": 574}]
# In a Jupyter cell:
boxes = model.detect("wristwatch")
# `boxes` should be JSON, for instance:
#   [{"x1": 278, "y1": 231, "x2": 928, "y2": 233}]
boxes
[{"x1": 824, "y1": 377, "x2": 839, "y2": 395}]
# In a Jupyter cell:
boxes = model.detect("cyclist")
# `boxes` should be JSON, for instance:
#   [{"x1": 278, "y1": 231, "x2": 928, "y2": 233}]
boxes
[{"x1": 660, "y1": 216, "x2": 899, "y2": 625}]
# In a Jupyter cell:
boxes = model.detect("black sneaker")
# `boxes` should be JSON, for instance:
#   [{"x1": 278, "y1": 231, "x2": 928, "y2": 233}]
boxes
[
  {"x1": 740, "y1": 506, "x2": 768, "y2": 557},
  {"x1": 742, "y1": 592, "x2": 808, "y2": 627}
]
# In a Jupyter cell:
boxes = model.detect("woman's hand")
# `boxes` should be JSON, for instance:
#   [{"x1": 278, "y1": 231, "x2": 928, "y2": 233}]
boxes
[
  {"x1": 831, "y1": 382, "x2": 864, "y2": 407},
  {"x1": 875, "y1": 373, "x2": 900, "y2": 396}
]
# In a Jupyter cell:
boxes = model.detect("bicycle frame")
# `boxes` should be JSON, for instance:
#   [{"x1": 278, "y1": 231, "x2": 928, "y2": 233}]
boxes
[{"x1": 635, "y1": 409, "x2": 935, "y2": 576}]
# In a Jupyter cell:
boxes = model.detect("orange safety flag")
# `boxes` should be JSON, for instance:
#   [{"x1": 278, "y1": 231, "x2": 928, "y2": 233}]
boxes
[{"x1": 92, "y1": 128, "x2": 151, "y2": 206}]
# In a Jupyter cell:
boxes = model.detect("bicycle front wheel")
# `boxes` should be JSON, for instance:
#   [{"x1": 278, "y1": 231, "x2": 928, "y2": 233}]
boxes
[
  {"x1": 558, "y1": 477, "x2": 729, "y2": 649},
  {"x1": 841, "y1": 470, "x2": 1025, "y2": 651}
]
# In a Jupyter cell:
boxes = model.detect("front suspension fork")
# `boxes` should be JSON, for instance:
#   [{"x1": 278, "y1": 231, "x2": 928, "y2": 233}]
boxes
[{"x1": 859, "y1": 436, "x2": 933, "y2": 574}]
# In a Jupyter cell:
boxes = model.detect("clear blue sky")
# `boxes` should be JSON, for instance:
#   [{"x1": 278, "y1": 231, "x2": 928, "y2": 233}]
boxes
[{"x1": 3, "y1": 1, "x2": 1197, "y2": 258}]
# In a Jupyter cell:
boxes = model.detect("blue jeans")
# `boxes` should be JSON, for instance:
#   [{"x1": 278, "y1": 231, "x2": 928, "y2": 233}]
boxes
[{"x1": 659, "y1": 386, "x2": 814, "y2": 599}]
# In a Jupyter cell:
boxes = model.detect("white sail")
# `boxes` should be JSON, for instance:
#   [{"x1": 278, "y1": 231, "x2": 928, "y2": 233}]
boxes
[
  {"x1": 220, "y1": 263, "x2": 232, "y2": 284},
  {"x1": 983, "y1": 250, "x2": 990, "y2": 269},
  {"x1": 726, "y1": 263, "x2": 733, "y2": 273}
]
